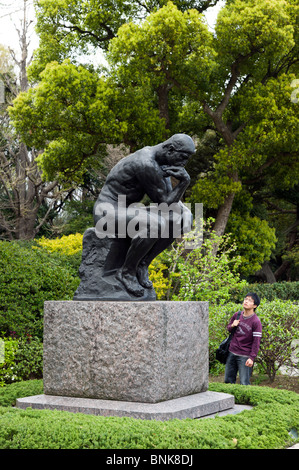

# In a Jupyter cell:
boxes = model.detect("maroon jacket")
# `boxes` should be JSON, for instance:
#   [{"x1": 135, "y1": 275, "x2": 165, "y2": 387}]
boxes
[{"x1": 227, "y1": 311, "x2": 262, "y2": 361}]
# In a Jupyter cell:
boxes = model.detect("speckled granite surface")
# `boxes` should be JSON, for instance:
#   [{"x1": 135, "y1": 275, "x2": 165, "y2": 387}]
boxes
[{"x1": 42, "y1": 301, "x2": 209, "y2": 403}]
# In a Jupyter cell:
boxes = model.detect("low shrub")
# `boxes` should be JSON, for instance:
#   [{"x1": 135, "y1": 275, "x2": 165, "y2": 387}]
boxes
[
  {"x1": 153, "y1": 221, "x2": 247, "y2": 304},
  {"x1": 209, "y1": 382, "x2": 299, "y2": 406},
  {"x1": 0, "y1": 336, "x2": 43, "y2": 386},
  {"x1": 230, "y1": 281, "x2": 299, "y2": 302},
  {"x1": 0, "y1": 337, "x2": 18, "y2": 386},
  {"x1": 34, "y1": 235, "x2": 83, "y2": 277},
  {"x1": 0, "y1": 241, "x2": 80, "y2": 338},
  {"x1": 0, "y1": 381, "x2": 298, "y2": 449},
  {"x1": 0, "y1": 379, "x2": 43, "y2": 407},
  {"x1": 12, "y1": 337, "x2": 43, "y2": 382},
  {"x1": 35, "y1": 234, "x2": 83, "y2": 256},
  {"x1": 254, "y1": 299, "x2": 299, "y2": 381}
]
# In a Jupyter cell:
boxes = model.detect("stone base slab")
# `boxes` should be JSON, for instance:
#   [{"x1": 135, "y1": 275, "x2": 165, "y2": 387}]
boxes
[{"x1": 16, "y1": 391, "x2": 235, "y2": 421}]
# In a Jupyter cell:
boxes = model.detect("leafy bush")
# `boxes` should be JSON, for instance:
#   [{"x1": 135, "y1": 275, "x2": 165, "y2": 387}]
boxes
[
  {"x1": 255, "y1": 299, "x2": 299, "y2": 381},
  {"x1": 12, "y1": 337, "x2": 43, "y2": 382},
  {"x1": 209, "y1": 299, "x2": 299, "y2": 380},
  {"x1": 0, "y1": 337, "x2": 18, "y2": 386},
  {"x1": 0, "y1": 379, "x2": 43, "y2": 407},
  {"x1": 154, "y1": 220, "x2": 247, "y2": 304},
  {"x1": 148, "y1": 257, "x2": 172, "y2": 299},
  {"x1": 226, "y1": 212, "x2": 277, "y2": 276},
  {"x1": 0, "y1": 241, "x2": 80, "y2": 338},
  {"x1": 0, "y1": 382, "x2": 298, "y2": 449},
  {"x1": 230, "y1": 281, "x2": 299, "y2": 302},
  {"x1": 209, "y1": 382, "x2": 299, "y2": 406},
  {"x1": 36, "y1": 233, "x2": 83, "y2": 255},
  {"x1": 0, "y1": 336, "x2": 43, "y2": 386},
  {"x1": 34, "y1": 234, "x2": 83, "y2": 277}
]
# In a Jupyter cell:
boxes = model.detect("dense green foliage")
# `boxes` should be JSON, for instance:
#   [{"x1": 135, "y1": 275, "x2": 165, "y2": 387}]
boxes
[
  {"x1": 0, "y1": 337, "x2": 18, "y2": 386},
  {"x1": 231, "y1": 281, "x2": 299, "y2": 302},
  {"x1": 0, "y1": 380, "x2": 298, "y2": 449},
  {"x1": 0, "y1": 379, "x2": 43, "y2": 407},
  {"x1": 1, "y1": 1, "x2": 298, "y2": 447},
  {"x1": 156, "y1": 221, "x2": 248, "y2": 303},
  {"x1": 0, "y1": 241, "x2": 79, "y2": 338},
  {"x1": 0, "y1": 336, "x2": 43, "y2": 386},
  {"x1": 226, "y1": 213, "x2": 277, "y2": 276},
  {"x1": 254, "y1": 300, "x2": 299, "y2": 381},
  {"x1": 209, "y1": 382, "x2": 299, "y2": 407}
]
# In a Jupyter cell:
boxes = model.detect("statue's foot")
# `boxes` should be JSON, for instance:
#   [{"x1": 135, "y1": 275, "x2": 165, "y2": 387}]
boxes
[
  {"x1": 116, "y1": 271, "x2": 144, "y2": 297},
  {"x1": 137, "y1": 264, "x2": 153, "y2": 289}
]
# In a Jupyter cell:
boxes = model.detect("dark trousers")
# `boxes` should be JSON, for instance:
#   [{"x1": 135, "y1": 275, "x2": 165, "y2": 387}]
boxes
[{"x1": 225, "y1": 351, "x2": 252, "y2": 385}]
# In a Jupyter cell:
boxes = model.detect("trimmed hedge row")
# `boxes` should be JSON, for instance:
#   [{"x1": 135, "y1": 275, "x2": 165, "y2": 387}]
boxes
[
  {"x1": 0, "y1": 241, "x2": 79, "y2": 338},
  {"x1": 0, "y1": 380, "x2": 298, "y2": 449},
  {"x1": 230, "y1": 281, "x2": 299, "y2": 302},
  {"x1": 0, "y1": 337, "x2": 43, "y2": 386},
  {"x1": 0, "y1": 380, "x2": 43, "y2": 407}
]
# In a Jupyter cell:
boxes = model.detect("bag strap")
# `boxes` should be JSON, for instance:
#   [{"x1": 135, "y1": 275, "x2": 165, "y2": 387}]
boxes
[{"x1": 230, "y1": 311, "x2": 242, "y2": 336}]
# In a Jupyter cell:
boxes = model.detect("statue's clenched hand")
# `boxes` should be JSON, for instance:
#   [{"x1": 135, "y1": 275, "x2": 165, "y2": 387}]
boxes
[{"x1": 162, "y1": 166, "x2": 190, "y2": 183}]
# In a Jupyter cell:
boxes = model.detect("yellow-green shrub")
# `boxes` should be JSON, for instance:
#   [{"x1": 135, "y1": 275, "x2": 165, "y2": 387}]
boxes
[
  {"x1": 36, "y1": 234, "x2": 83, "y2": 255},
  {"x1": 148, "y1": 257, "x2": 171, "y2": 300}
]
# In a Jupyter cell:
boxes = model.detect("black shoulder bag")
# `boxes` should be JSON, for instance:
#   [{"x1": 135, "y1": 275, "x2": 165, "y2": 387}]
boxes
[{"x1": 215, "y1": 311, "x2": 241, "y2": 364}]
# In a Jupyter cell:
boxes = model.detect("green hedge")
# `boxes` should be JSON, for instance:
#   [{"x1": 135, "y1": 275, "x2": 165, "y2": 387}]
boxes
[
  {"x1": 0, "y1": 380, "x2": 298, "y2": 449},
  {"x1": 0, "y1": 337, "x2": 43, "y2": 386},
  {"x1": 230, "y1": 281, "x2": 299, "y2": 302},
  {"x1": 0, "y1": 241, "x2": 80, "y2": 338},
  {"x1": 0, "y1": 380, "x2": 43, "y2": 407}
]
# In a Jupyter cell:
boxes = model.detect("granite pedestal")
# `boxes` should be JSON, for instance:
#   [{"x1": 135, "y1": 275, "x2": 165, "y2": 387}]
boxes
[
  {"x1": 16, "y1": 300, "x2": 235, "y2": 419},
  {"x1": 16, "y1": 391, "x2": 235, "y2": 420}
]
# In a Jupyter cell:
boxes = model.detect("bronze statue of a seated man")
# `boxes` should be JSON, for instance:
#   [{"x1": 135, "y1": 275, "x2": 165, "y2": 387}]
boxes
[{"x1": 93, "y1": 134, "x2": 195, "y2": 298}]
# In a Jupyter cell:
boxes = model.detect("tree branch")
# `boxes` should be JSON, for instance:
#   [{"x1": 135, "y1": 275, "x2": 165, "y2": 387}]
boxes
[{"x1": 60, "y1": 22, "x2": 115, "y2": 43}]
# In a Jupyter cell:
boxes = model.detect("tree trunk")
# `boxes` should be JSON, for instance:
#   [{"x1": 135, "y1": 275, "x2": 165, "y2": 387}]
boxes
[
  {"x1": 256, "y1": 261, "x2": 277, "y2": 283},
  {"x1": 16, "y1": 211, "x2": 39, "y2": 240},
  {"x1": 157, "y1": 84, "x2": 170, "y2": 129},
  {"x1": 275, "y1": 207, "x2": 298, "y2": 280},
  {"x1": 213, "y1": 191, "x2": 236, "y2": 238}
]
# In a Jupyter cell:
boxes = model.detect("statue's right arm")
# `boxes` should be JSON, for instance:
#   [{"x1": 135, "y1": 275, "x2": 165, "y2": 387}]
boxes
[{"x1": 140, "y1": 163, "x2": 189, "y2": 205}]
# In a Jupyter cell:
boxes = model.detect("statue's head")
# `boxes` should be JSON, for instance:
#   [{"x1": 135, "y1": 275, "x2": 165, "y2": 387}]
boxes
[
  {"x1": 163, "y1": 134, "x2": 196, "y2": 154},
  {"x1": 159, "y1": 134, "x2": 195, "y2": 167}
]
